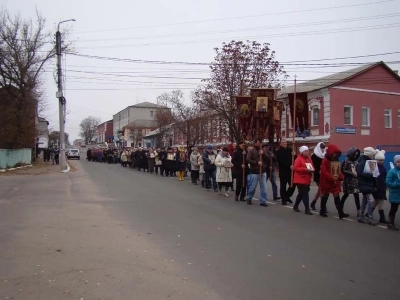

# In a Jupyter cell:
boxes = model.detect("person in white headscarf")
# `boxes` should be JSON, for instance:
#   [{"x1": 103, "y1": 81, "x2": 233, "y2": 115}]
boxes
[{"x1": 310, "y1": 142, "x2": 326, "y2": 211}]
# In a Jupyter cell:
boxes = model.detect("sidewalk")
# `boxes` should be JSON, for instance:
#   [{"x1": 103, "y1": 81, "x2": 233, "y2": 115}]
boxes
[{"x1": 0, "y1": 161, "x2": 221, "y2": 300}]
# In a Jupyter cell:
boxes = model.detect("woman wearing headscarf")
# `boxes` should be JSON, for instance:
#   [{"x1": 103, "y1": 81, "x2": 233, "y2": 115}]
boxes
[
  {"x1": 385, "y1": 155, "x2": 400, "y2": 231},
  {"x1": 319, "y1": 144, "x2": 349, "y2": 219},
  {"x1": 292, "y1": 146, "x2": 314, "y2": 215},
  {"x1": 176, "y1": 146, "x2": 187, "y2": 181},
  {"x1": 310, "y1": 142, "x2": 326, "y2": 211},
  {"x1": 340, "y1": 147, "x2": 361, "y2": 219},
  {"x1": 215, "y1": 147, "x2": 233, "y2": 197}
]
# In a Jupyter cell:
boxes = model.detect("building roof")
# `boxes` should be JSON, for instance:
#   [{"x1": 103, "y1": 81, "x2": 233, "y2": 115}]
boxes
[
  {"x1": 131, "y1": 102, "x2": 169, "y2": 109},
  {"x1": 278, "y1": 61, "x2": 400, "y2": 97},
  {"x1": 143, "y1": 123, "x2": 174, "y2": 138},
  {"x1": 124, "y1": 119, "x2": 157, "y2": 129}
]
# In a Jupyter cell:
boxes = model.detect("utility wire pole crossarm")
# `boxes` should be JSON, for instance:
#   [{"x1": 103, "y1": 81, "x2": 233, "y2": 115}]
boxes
[{"x1": 56, "y1": 19, "x2": 75, "y2": 172}]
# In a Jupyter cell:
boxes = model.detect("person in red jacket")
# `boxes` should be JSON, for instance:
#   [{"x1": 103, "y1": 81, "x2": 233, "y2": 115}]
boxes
[
  {"x1": 292, "y1": 146, "x2": 314, "y2": 215},
  {"x1": 319, "y1": 144, "x2": 349, "y2": 219}
]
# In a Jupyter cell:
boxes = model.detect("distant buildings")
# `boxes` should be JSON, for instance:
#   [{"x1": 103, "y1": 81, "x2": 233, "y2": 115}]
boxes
[
  {"x1": 97, "y1": 120, "x2": 113, "y2": 144},
  {"x1": 112, "y1": 102, "x2": 170, "y2": 144}
]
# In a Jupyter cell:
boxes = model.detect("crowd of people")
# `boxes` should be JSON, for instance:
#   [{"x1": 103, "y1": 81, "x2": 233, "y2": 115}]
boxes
[{"x1": 85, "y1": 139, "x2": 400, "y2": 231}]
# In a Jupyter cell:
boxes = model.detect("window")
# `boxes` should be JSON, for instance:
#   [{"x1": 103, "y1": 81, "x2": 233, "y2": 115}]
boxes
[
  {"x1": 150, "y1": 111, "x2": 154, "y2": 117},
  {"x1": 361, "y1": 107, "x2": 370, "y2": 126},
  {"x1": 384, "y1": 109, "x2": 392, "y2": 128},
  {"x1": 344, "y1": 106, "x2": 353, "y2": 125},
  {"x1": 398, "y1": 110, "x2": 400, "y2": 128},
  {"x1": 311, "y1": 107, "x2": 319, "y2": 126}
]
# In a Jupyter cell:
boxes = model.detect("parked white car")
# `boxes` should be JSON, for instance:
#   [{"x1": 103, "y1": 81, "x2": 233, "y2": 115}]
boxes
[{"x1": 67, "y1": 149, "x2": 80, "y2": 160}]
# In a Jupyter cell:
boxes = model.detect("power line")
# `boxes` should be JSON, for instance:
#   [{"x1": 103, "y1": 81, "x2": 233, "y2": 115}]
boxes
[
  {"x1": 72, "y1": 0, "x2": 394, "y2": 34},
  {"x1": 66, "y1": 69, "x2": 206, "y2": 80},
  {"x1": 76, "y1": 13, "x2": 400, "y2": 43},
  {"x1": 67, "y1": 51, "x2": 400, "y2": 66},
  {"x1": 76, "y1": 23, "x2": 400, "y2": 49}
]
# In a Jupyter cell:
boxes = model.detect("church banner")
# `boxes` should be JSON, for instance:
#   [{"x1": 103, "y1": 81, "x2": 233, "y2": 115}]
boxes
[
  {"x1": 250, "y1": 88, "x2": 279, "y2": 140},
  {"x1": 288, "y1": 92, "x2": 309, "y2": 133},
  {"x1": 236, "y1": 96, "x2": 252, "y2": 140}
]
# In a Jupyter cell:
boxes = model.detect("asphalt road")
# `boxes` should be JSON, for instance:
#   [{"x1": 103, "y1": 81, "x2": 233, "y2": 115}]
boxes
[{"x1": 77, "y1": 158, "x2": 400, "y2": 300}]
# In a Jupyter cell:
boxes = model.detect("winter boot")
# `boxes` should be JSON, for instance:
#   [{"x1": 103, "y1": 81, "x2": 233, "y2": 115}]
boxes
[
  {"x1": 319, "y1": 197, "x2": 328, "y2": 217},
  {"x1": 293, "y1": 194, "x2": 302, "y2": 212},
  {"x1": 387, "y1": 216, "x2": 399, "y2": 231},
  {"x1": 310, "y1": 200, "x2": 317, "y2": 211},
  {"x1": 378, "y1": 209, "x2": 389, "y2": 224},
  {"x1": 334, "y1": 196, "x2": 349, "y2": 219}
]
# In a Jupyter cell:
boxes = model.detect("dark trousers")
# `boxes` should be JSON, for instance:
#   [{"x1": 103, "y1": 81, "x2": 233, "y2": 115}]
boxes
[
  {"x1": 294, "y1": 184, "x2": 310, "y2": 209},
  {"x1": 191, "y1": 170, "x2": 199, "y2": 183},
  {"x1": 205, "y1": 170, "x2": 217, "y2": 190},
  {"x1": 279, "y1": 172, "x2": 295, "y2": 202},
  {"x1": 235, "y1": 172, "x2": 247, "y2": 200},
  {"x1": 389, "y1": 203, "x2": 399, "y2": 217},
  {"x1": 155, "y1": 165, "x2": 163, "y2": 175},
  {"x1": 340, "y1": 193, "x2": 361, "y2": 210}
]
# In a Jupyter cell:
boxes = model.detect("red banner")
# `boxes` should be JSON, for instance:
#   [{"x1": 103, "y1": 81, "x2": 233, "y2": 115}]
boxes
[
  {"x1": 250, "y1": 89, "x2": 279, "y2": 141},
  {"x1": 236, "y1": 96, "x2": 252, "y2": 140},
  {"x1": 288, "y1": 92, "x2": 309, "y2": 133}
]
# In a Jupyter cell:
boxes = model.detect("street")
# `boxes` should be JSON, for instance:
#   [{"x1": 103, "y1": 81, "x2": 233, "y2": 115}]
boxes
[{"x1": 1, "y1": 159, "x2": 399, "y2": 300}]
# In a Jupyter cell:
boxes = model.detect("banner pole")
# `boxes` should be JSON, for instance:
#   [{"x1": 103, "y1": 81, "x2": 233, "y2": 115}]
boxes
[{"x1": 290, "y1": 76, "x2": 297, "y2": 188}]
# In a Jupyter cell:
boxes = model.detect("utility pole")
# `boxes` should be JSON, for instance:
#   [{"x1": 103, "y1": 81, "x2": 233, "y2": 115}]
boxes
[{"x1": 56, "y1": 19, "x2": 75, "y2": 172}]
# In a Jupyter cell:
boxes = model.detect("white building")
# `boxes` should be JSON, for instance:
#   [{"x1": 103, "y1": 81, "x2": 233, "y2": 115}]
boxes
[{"x1": 112, "y1": 102, "x2": 170, "y2": 141}]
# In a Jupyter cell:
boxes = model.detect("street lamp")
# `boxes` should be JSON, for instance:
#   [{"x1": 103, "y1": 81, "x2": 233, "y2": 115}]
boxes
[{"x1": 56, "y1": 18, "x2": 76, "y2": 172}]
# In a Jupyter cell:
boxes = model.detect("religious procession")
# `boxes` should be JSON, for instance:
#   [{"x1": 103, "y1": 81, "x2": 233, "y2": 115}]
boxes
[
  {"x1": 83, "y1": 140, "x2": 400, "y2": 233},
  {"x1": 85, "y1": 88, "x2": 399, "y2": 232}
]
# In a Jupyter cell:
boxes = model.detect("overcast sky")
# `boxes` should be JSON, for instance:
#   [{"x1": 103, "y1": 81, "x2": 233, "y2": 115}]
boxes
[{"x1": 3, "y1": 0, "x2": 400, "y2": 141}]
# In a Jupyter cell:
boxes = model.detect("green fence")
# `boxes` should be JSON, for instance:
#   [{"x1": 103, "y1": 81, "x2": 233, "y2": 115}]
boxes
[{"x1": 0, "y1": 148, "x2": 32, "y2": 169}]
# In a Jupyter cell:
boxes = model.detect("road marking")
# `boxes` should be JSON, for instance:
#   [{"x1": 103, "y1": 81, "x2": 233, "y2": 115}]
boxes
[{"x1": 333, "y1": 216, "x2": 353, "y2": 222}]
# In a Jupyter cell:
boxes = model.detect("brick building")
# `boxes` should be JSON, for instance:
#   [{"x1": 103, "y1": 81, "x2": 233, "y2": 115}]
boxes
[
  {"x1": 97, "y1": 120, "x2": 113, "y2": 144},
  {"x1": 279, "y1": 61, "x2": 400, "y2": 152}
]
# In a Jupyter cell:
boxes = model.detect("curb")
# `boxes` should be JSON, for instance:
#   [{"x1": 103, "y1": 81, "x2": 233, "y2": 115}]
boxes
[
  {"x1": 0, "y1": 164, "x2": 33, "y2": 172},
  {"x1": 61, "y1": 162, "x2": 71, "y2": 173}
]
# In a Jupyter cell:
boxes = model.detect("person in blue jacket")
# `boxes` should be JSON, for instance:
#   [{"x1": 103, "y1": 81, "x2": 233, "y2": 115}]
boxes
[{"x1": 385, "y1": 155, "x2": 400, "y2": 231}]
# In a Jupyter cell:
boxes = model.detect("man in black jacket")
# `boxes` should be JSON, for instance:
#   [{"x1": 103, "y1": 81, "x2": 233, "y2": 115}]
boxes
[
  {"x1": 232, "y1": 140, "x2": 249, "y2": 201},
  {"x1": 202, "y1": 145, "x2": 218, "y2": 192},
  {"x1": 275, "y1": 139, "x2": 295, "y2": 205},
  {"x1": 246, "y1": 138, "x2": 272, "y2": 206}
]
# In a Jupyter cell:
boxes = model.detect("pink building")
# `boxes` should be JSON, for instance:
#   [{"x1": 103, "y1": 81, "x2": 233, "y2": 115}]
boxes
[
  {"x1": 97, "y1": 120, "x2": 114, "y2": 144},
  {"x1": 279, "y1": 61, "x2": 400, "y2": 152}
]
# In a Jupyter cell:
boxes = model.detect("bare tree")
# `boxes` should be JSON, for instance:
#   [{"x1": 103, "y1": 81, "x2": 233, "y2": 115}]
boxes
[
  {"x1": 0, "y1": 9, "x2": 72, "y2": 150},
  {"x1": 157, "y1": 90, "x2": 209, "y2": 148},
  {"x1": 154, "y1": 106, "x2": 174, "y2": 147},
  {"x1": 79, "y1": 116, "x2": 101, "y2": 144},
  {"x1": 194, "y1": 40, "x2": 287, "y2": 142},
  {"x1": 49, "y1": 131, "x2": 69, "y2": 146}
]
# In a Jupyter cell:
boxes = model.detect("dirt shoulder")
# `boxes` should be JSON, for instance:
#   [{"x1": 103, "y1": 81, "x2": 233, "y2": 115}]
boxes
[
  {"x1": 0, "y1": 160, "x2": 221, "y2": 300},
  {"x1": 0, "y1": 159, "x2": 78, "y2": 176}
]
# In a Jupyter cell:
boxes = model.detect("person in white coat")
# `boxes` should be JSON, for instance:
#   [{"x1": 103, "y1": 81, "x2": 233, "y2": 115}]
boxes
[{"x1": 215, "y1": 147, "x2": 233, "y2": 197}]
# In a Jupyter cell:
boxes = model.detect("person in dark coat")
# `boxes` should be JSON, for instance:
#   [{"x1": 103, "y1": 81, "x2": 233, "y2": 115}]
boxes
[
  {"x1": 310, "y1": 142, "x2": 326, "y2": 211},
  {"x1": 275, "y1": 139, "x2": 295, "y2": 205},
  {"x1": 356, "y1": 146, "x2": 379, "y2": 225},
  {"x1": 202, "y1": 145, "x2": 218, "y2": 192},
  {"x1": 232, "y1": 140, "x2": 249, "y2": 202},
  {"x1": 164, "y1": 147, "x2": 176, "y2": 177},
  {"x1": 372, "y1": 150, "x2": 389, "y2": 223},
  {"x1": 141, "y1": 149, "x2": 149, "y2": 172},
  {"x1": 340, "y1": 147, "x2": 361, "y2": 218},
  {"x1": 134, "y1": 148, "x2": 142, "y2": 170},
  {"x1": 86, "y1": 148, "x2": 92, "y2": 161},
  {"x1": 147, "y1": 148, "x2": 156, "y2": 174},
  {"x1": 157, "y1": 147, "x2": 166, "y2": 176}
]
